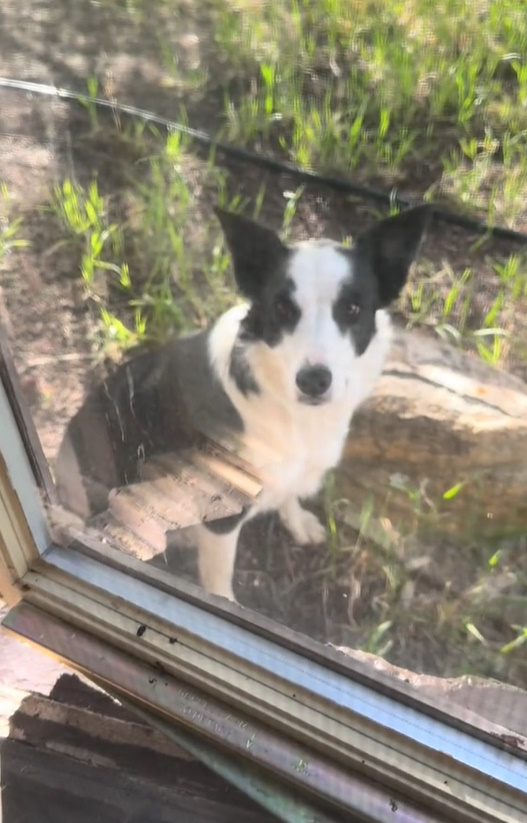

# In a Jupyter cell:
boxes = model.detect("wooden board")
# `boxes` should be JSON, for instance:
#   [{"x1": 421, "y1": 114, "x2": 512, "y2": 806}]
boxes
[
  {"x1": 106, "y1": 442, "x2": 262, "y2": 552},
  {"x1": 48, "y1": 438, "x2": 262, "y2": 560}
]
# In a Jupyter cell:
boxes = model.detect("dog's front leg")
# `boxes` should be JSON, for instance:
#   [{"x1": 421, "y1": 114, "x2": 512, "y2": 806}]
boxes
[
  {"x1": 194, "y1": 517, "x2": 244, "y2": 602},
  {"x1": 279, "y1": 497, "x2": 327, "y2": 546}
]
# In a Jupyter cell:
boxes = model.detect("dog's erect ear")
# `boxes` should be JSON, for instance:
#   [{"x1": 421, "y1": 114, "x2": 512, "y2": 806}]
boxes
[
  {"x1": 215, "y1": 208, "x2": 288, "y2": 300},
  {"x1": 355, "y1": 205, "x2": 431, "y2": 307}
]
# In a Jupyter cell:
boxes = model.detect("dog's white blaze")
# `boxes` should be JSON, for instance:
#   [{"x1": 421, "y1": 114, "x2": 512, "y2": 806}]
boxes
[{"x1": 287, "y1": 242, "x2": 354, "y2": 369}]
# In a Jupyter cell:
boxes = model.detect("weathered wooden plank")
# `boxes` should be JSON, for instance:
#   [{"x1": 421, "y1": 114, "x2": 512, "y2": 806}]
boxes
[
  {"x1": 108, "y1": 485, "x2": 177, "y2": 552},
  {"x1": 51, "y1": 435, "x2": 263, "y2": 555},
  {"x1": 1, "y1": 739, "x2": 279, "y2": 823},
  {"x1": 106, "y1": 441, "x2": 261, "y2": 549},
  {"x1": 94, "y1": 513, "x2": 164, "y2": 560},
  {"x1": 140, "y1": 453, "x2": 251, "y2": 521},
  {"x1": 190, "y1": 440, "x2": 262, "y2": 500}
]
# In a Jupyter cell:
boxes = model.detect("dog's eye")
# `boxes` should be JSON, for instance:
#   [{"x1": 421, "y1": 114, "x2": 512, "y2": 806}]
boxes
[
  {"x1": 274, "y1": 295, "x2": 298, "y2": 323},
  {"x1": 344, "y1": 300, "x2": 361, "y2": 319}
]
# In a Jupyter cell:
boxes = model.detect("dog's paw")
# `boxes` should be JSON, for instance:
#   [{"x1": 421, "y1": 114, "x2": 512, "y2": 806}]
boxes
[{"x1": 280, "y1": 500, "x2": 327, "y2": 545}]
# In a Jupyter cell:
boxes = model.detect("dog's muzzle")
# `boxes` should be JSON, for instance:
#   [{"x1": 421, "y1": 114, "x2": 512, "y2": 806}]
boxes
[{"x1": 295, "y1": 365, "x2": 332, "y2": 404}]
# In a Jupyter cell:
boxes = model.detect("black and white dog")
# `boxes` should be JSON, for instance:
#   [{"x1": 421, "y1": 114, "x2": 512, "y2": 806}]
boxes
[{"x1": 55, "y1": 205, "x2": 429, "y2": 601}]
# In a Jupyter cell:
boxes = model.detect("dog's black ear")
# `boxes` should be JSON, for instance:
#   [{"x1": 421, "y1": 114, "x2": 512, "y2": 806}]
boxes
[
  {"x1": 355, "y1": 205, "x2": 431, "y2": 307},
  {"x1": 215, "y1": 208, "x2": 288, "y2": 300}
]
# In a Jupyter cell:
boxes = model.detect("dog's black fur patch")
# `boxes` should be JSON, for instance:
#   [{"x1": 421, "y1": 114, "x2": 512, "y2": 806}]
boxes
[
  {"x1": 332, "y1": 255, "x2": 380, "y2": 356},
  {"x1": 333, "y1": 206, "x2": 431, "y2": 355},
  {"x1": 239, "y1": 277, "x2": 300, "y2": 348},
  {"x1": 215, "y1": 208, "x2": 290, "y2": 302},
  {"x1": 215, "y1": 208, "x2": 301, "y2": 348},
  {"x1": 229, "y1": 342, "x2": 260, "y2": 396},
  {"x1": 177, "y1": 330, "x2": 245, "y2": 436},
  {"x1": 353, "y1": 205, "x2": 431, "y2": 307},
  {"x1": 203, "y1": 507, "x2": 249, "y2": 534}
]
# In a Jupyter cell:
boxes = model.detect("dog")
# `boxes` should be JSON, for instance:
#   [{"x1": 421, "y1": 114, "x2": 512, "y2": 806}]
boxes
[{"x1": 55, "y1": 204, "x2": 430, "y2": 601}]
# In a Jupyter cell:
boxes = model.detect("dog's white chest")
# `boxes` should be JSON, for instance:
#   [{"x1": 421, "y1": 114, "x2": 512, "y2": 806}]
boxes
[{"x1": 241, "y1": 401, "x2": 349, "y2": 511}]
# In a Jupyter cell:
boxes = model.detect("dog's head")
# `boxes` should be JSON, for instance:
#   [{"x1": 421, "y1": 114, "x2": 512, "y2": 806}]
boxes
[{"x1": 215, "y1": 205, "x2": 430, "y2": 406}]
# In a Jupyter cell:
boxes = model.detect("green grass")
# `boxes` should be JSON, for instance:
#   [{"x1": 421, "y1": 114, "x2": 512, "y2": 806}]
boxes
[
  {"x1": 401, "y1": 255, "x2": 527, "y2": 365},
  {"x1": 320, "y1": 482, "x2": 527, "y2": 680},
  {"x1": 213, "y1": 0, "x2": 527, "y2": 224},
  {"x1": 97, "y1": 0, "x2": 527, "y2": 228},
  {"x1": 45, "y1": 128, "x2": 314, "y2": 354},
  {"x1": 0, "y1": 184, "x2": 29, "y2": 262},
  {"x1": 46, "y1": 133, "x2": 242, "y2": 351}
]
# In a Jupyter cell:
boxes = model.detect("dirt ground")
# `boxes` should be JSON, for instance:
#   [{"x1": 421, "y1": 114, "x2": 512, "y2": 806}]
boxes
[{"x1": 1, "y1": 0, "x2": 527, "y2": 695}]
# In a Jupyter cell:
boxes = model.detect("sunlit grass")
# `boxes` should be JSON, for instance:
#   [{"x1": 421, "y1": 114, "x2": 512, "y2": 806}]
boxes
[{"x1": 214, "y1": 0, "x2": 527, "y2": 226}]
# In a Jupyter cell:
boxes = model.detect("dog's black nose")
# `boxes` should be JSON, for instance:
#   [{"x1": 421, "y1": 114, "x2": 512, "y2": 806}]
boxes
[{"x1": 296, "y1": 365, "x2": 332, "y2": 398}]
